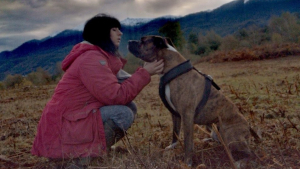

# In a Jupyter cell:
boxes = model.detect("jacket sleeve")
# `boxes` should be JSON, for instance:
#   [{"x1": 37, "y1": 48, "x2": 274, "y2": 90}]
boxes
[{"x1": 77, "y1": 51, "x2": 151, "y2": 105}]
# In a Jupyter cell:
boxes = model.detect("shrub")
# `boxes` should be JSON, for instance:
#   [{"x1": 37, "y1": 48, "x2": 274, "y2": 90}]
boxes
[
  {"x1": 188, "y1": 43, "x2": 198, "y2": 54},
  {"x1": 271, "y1": 33, "x2": 283, "y2": 44},
  {"x1": 196, "y1": 31, "x2": 222, "y2": 55},
  {"x1": 0, "y1": 82, "x2": 5, "y2": 90},
  {"x1": 52, "y1": 61, "x2": 64, "y2": 82},
  {"x1": 26, "y1": 67, "x2": 51, "y2": 85},
  {"x1": 3, "y1": 74, "x2": 24, "y2": 88},
  {"x1": 21, "y1": 79, "x2": 33, "y2": 87},
  {"x1": 269, "y1": 12, "x2": 300, "y2": 43},
  {"x1": 220, "y1": 35, "x2": 239, "y2": 51},
  {"x1": 195, "y1": 44, "x2": 211, "y2": 55},
  {"x1": 239, "y1": 40, "x2": 251, "y2": 48},
  {"x1": 205, "y1": 30, "x2": 222, "y2": 50}
]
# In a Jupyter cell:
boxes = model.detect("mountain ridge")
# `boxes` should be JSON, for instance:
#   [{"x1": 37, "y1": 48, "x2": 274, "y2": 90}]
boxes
[{"x1": 0, "y1": 0, "x2": 299, "y2": 80}]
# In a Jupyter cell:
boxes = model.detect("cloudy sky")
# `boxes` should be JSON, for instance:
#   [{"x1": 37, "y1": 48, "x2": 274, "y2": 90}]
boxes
[{"x1": 0, "y1": 0, "x2": 234, "y2": 52}]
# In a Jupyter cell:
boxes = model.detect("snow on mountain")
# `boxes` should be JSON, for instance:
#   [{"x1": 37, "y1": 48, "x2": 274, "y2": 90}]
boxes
[
  {"x1": 69, "y1": 15, "x2": 179, "y2": 32},
  {"x1": 121, "y1": 18, "x2": 153, "y2": 26},
  {"x1": 121, "y1": 15, "x2": 180, "y2": 26},
  {"x1": 244, "y1": 0, "x2": 250, "y2": 4},
  {"x1": 49, "y1": 15, "x2": 179, "y2": 38}
]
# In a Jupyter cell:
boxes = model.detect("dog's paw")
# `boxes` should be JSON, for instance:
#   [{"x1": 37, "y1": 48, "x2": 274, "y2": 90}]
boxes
[
  {"x1": 165, "y1": 142, "x2": 178, "y2": 150},
  {"x1": 201, "y1": 138, "x2": 213, "y2": 142},
  {"x1": 201, "y1": 130, "x2": 220, "y2": 143},
  {"x1": 234, "y1": 158, "x2": 251, "y2": 169},
  {"x1": 210, "y1": 130, "x2": 220, "y2": 142}
]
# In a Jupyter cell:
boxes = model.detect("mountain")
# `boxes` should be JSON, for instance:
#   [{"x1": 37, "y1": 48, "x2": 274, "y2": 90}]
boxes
[
  {"x1": 0, "y1": 30, "x2": 82, "y2": 80},
  {"x1": 0, "y1": 0, "x2": 299, "y2": 80},
  {"x1": 179, "y1": 0, "x2": 300, "y2": 36}
]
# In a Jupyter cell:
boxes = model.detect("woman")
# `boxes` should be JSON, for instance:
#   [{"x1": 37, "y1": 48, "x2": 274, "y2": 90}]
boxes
[{"x1": 31, "y1": 13, "x2": 164, "y2": 164}]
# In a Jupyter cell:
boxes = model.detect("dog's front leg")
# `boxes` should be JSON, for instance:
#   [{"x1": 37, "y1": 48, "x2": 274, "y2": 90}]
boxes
[
  {"x1": 182, "y1": 113, "x2": 194, "y2": 166},
  {"x1": 165, "y1": 114, "x2": 181, "y2": 150}
]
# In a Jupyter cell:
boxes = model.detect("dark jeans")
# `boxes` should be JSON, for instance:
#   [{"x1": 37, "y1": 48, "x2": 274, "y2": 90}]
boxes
[{"x1": 100, "y1": 102, "x2": 137, "y2": 130}]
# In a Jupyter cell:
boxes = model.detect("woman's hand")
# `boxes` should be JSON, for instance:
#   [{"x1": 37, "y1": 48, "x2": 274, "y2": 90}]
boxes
[{"x1": 143, "y1": 59, "x2": 164, "y2": 76}]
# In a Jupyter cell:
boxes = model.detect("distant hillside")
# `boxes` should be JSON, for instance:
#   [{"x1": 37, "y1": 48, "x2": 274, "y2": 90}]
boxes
[
  {"x1": 0, "y1": 30, "x2": 82, "y2": 80},
  {"x1": 179, "y1": 0, "x2": 298, "y2": 36},
  {"x1": 0, "y1": 0, "x2": 299, "y2": 80}
]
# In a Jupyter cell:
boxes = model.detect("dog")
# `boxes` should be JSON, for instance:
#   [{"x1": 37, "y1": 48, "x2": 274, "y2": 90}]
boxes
[{"x1": 128, "y1": 35, "x2": 252, "y2": 166}]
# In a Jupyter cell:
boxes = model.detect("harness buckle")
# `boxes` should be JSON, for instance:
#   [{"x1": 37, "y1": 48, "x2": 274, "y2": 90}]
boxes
[{"x1": 206, "y1": 75, "x2": 213, "y2": 81}]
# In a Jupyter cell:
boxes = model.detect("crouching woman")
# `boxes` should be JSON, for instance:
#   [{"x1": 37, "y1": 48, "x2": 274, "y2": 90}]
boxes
[{"x1": 31, "y1": 13, "x2": 164, "y2": 168}]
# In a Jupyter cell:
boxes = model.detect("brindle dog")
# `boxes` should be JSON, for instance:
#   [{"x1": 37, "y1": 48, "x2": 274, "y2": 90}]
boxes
[{"x1": 128, "y1": 35, "x2": 252, "y2": 166}]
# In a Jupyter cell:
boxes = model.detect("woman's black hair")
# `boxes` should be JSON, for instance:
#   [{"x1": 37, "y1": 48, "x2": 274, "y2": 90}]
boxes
[{"x1": 82, "y1": 13, "x2": 121, "y2": 56}]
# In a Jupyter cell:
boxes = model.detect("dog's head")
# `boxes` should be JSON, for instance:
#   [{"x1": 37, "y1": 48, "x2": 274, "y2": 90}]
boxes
[{"x1": 128, "y1": 35, "x2": 175, "y2": 62}]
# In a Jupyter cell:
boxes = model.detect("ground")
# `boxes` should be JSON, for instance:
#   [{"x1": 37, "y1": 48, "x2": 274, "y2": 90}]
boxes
[{"x1": 0, "y1": 56, "x2": 299, "y2": 168}]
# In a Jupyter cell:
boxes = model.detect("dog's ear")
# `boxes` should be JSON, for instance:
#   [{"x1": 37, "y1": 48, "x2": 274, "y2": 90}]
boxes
[
  {"x1": 153, "y1": 36, "x2": 168, "y2": 49},
  {"x1": 165, "y1": 37, "x2": 175, "y2": 48}
]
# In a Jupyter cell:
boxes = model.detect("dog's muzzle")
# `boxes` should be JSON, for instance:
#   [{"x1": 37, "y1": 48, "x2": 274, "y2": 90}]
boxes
[{"x1": 128, "y1": 41, "x2": 141, "y2": 57}]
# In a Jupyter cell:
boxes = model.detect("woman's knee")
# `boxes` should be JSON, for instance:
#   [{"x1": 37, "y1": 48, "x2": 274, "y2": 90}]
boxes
[
  {"x1": 118, "y1": 106, "x2": 135, "y2": 125},
  {"x1": 100, "y1": 105, "x2": 135, "y2": 130}
]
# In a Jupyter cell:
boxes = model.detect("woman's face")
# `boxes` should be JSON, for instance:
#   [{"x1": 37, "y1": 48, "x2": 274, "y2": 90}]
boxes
[{"x1": 110, "y1": 27, "x2": 122, "y2": 47}]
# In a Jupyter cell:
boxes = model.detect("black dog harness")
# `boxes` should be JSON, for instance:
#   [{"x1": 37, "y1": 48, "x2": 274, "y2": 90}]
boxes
[{"x1": 159, "y1": 60, "x2": 220, "y2": 118}]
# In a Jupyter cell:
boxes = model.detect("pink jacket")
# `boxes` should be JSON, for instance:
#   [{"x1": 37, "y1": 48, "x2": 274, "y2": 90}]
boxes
[{"x1": 31, "y1": 42, "x2": 151, "y2": 158}]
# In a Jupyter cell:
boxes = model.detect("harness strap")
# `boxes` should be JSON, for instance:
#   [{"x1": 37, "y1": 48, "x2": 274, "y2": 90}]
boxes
[
  {"x1": 159, "y1": 60, "x2": 193, "y2": 117},
  {"x1": 159, "y1": 60, "x2": 221, "y2": 118},
  {"x1": 195, "y1": 75, "x2": 212, "y2": 119},
  {"x1": 193, "y1": 68, "x2": 221, "y2": 90},
  {"x1": 160, "y1": 60, "x2": 193, "y2": 87}
]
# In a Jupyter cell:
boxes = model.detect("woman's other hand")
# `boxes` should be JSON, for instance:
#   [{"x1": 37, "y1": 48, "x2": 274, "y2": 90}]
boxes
[{"x1": 143, "y1": 59, "x2": 164, "y2": 76}]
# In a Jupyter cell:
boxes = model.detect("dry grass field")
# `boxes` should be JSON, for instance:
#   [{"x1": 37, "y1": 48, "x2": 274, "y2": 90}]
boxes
[{"x1": 0, "y1": 55, "x2": 299, "y2": 168}]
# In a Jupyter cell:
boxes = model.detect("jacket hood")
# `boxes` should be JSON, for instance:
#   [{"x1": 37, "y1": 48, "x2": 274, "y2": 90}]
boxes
[{"x1": 61, "y1": 41, "x2": 106, "y2": 71}]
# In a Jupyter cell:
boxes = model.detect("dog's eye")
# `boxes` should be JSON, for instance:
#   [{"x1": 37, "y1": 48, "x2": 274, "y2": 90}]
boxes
[{"x1": 142, "y1": 39, "x2": 151, "y2": 45}]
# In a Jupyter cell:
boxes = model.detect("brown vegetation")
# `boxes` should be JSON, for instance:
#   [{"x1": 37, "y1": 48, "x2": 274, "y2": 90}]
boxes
[
  {"x1": 197, "y1": 43, "x2": 300, "y2": 63},
  {"x1": 187, "y1": 12, "x2": 300, "y2": 59},
  {"x1": 1, "y1": 54, "x2": 299, "y2": 168}
]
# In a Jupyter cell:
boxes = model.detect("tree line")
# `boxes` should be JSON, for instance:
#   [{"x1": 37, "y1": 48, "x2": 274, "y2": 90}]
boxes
[
  {"x1": 165, "y1": 12, "x2": 300, "y2": 56},
  {"x1": 1, "y1": 12, "x2": 299, "y2": 90}
]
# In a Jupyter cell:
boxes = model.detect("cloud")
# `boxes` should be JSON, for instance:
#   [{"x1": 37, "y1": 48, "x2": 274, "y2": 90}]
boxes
[
  {"x1": 0, "y1": 0, "x2": 233, "y2": 52},
  {"x1": 130, "y1": 0, "x2": 232, "y2": 17},
  {"x1": 142, "y1": 0, "x2": 181, "y2": 13},
  {"x1": 0, "y1": 0, "x2": 99, "y2": 51},
  {"x1": 22, "y1": 0, "x2": 48, "y2": 8}
]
